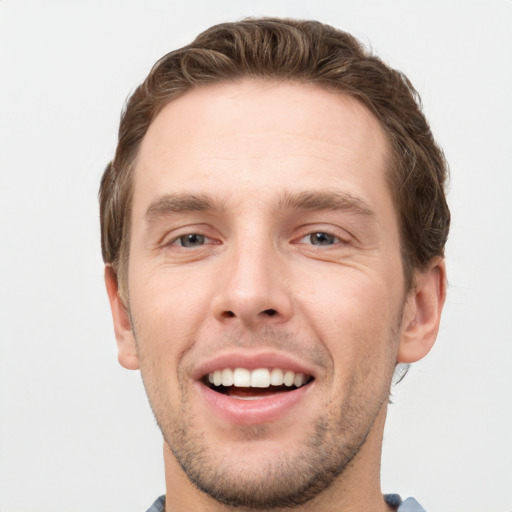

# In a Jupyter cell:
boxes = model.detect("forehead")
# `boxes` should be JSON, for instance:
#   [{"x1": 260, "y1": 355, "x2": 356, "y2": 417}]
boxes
[{"x1": 133, "y1": 80, "x2": 392, "y2": 215}]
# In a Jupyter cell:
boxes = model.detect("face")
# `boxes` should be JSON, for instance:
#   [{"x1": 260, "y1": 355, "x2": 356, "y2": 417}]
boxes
[{"x1": 117, "y1": 81, "x2": 416, "y2": 508}]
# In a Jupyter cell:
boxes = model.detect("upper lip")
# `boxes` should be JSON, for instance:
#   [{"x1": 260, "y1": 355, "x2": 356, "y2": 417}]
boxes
[{"x1": 192, "y1": 350, "x2": 317, "y2": 381}]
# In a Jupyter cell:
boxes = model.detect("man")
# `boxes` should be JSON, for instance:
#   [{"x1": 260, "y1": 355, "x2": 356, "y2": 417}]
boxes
[{"x1": 100, "y1": 18, "x2": 449, "y2": 512}]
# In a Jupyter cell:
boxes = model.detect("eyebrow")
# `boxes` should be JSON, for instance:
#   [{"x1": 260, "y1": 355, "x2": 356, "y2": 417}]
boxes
[
  {"x1": 144, "y1": 190, "x2": 375, "y2": 220},
  {"x1": 145, "y1": 193, "x2": 225, "y2": 220},
  {"x1": 277, "y1": 190, "x2": 375, "y2": 217}
]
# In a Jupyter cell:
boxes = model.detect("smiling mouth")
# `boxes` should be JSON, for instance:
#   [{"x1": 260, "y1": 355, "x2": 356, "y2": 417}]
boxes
[{"x1": 203, "y1": 368, "x2": 314, "y2": 400}]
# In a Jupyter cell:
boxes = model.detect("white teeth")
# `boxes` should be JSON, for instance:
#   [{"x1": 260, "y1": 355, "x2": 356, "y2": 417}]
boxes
[
  {"x1": 206, "y1": 367, "x2": 311, "y2": 389},
  {"x1": 270, "y1": 368, "x2": 284, "y2": 386},
  {"x1": 294, "y1": 372, "x2": 305, "y2": 387},
  {"x1": 251, "y1": 368, "x2": 270, "y2": 388},
  {"x1": 221, "y1": 368, "x2": 234, "y2": 387},
  {"x1": 233, "y1": 368, "x2": 251, "y2": 387},
  {"x1": 283, "y1": 370, "x2": 295, "y2": 387},
  {"x1": 213, "y1": 370, "x2": 222, "y2": 387}
]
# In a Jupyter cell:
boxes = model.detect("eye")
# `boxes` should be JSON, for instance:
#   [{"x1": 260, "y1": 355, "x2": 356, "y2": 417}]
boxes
[
  {"x1": 300, "y1": 232, "x2": 341, "y2": 246},
  {"x1": 172, "y1": 233, "x2": 208, "y2": 247}
]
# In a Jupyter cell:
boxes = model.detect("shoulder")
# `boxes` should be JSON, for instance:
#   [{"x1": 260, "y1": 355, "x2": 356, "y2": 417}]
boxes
[
  {"x1": 385, "y1": 494, "x2": 427, "y2": 512},
  {"x1": 397, "y1": 497, "x2": 427, "y2": 512},
  {"x1": 145, "y1": 495, "x2": 166, "y2": 512}
]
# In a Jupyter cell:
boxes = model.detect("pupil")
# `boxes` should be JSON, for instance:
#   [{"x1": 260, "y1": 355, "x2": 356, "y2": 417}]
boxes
[
  {"x1": 312, "y1": 232, "x2": 334, "y2": 245},
  {"x1": 181, "y1": 234, "x2": 205, "y2": 247}
]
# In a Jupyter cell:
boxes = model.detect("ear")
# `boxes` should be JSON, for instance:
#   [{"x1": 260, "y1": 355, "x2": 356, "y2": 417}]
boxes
[
  {"x1": 397, "y1": 258, "x2": 447, "y2": 363},
  {"x1": 104, "y1": 265, "x2": 139, "y2": 370}
]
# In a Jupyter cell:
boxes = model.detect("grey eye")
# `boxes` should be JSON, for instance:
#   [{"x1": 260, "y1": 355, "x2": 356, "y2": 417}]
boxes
[
  {"x1": 178, "y1": 234, "x2": 206, "y2": 247},
  {"x1": 309, "y1": 232, "x2": 337, "y2": 246}
]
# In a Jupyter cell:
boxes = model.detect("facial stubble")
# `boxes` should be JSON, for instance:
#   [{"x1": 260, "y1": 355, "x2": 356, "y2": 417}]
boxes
[{"x1": 133, "y1": 315, "x2": 403, "y2": 510}]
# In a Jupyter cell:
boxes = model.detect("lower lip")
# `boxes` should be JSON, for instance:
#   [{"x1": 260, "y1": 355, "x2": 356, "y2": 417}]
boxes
[{"x1": 197, "y1": 382, "x2": 312, "y2": 425}]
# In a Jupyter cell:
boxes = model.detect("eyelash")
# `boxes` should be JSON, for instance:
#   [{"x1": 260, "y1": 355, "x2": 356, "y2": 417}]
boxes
[
  {"x1": 164, "y1": 228, "x2": 348, "y2": 250},
  {"x1": 168, "y1": 232, "x2": 216, "y2": 248},
  {"x1": 294, "y1": 226, "x2": 350, "y2": 246}
]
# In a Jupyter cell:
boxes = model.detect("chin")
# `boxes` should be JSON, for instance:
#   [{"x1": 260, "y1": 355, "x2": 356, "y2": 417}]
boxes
[{"x1": 160, "y1": 402, "x2": 372, "y2": 509}]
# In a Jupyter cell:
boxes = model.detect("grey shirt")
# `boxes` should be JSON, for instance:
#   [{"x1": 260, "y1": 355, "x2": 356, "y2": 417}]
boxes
[{"x1": 145, "y1": 494, "x2": 427, "y2": 511}]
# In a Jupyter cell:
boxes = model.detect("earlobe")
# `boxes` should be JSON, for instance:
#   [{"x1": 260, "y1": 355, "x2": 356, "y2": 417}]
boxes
[
  {"x1": 397, "y1": 258, "x2": 447, "y2": 363},
  {"x1": 104, "y1": 265, "x2": 140, "y2": 370}
]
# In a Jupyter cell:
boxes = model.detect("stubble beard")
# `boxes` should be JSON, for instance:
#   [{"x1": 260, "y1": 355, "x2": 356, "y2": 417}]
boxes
[
  {"x1": 162, "y1": 397, "x2": 382, "y2": 510},
  {"x1": 136, "y1": 339, "x2": 399, "y2": 510},
  {"x1": 131, "y1": 296, "x2": 405, "y2": 510}
]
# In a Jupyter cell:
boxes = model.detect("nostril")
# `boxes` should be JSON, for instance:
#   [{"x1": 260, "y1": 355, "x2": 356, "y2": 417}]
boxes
[
  {"x1": 262, "y1": 309, "x2": 277, "y2": 317},
  {"x1": 221, "y1": 311, "x2": 236, "y2": 318}
]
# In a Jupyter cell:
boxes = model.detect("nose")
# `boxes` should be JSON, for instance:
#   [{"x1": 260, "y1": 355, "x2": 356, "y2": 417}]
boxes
[{"x1": 211, "y1": 238, "x2": 293, "y2": 328}]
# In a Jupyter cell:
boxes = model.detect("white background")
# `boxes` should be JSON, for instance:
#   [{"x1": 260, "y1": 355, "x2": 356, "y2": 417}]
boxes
[{"x1": 1, "y1": 1, "x2": 511, "y2": 511}]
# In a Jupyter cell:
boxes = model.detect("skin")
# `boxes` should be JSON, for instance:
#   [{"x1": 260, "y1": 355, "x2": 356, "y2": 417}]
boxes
[{"x1": 105, "y1": 80, "x2": 446, "y2": 511}]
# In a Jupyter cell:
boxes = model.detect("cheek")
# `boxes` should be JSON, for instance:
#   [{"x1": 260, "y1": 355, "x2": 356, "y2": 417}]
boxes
[
  {"x1": 129, "y1": 269, "x2": 213, "y2": 388},
  {"x1": 296, "y1": 268, "x2": 402, "y2": 375},
  {"x1": 298, "y1": 264, "x2": 399, "y2": 328},
  {"x1": 132, "y1": 264, "x2": 211, "y2": 331}
]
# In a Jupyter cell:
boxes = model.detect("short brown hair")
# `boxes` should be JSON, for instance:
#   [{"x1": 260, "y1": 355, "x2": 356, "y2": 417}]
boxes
[{"x1": 99, "y1": 17, "x2": 450, "y2": 298}]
